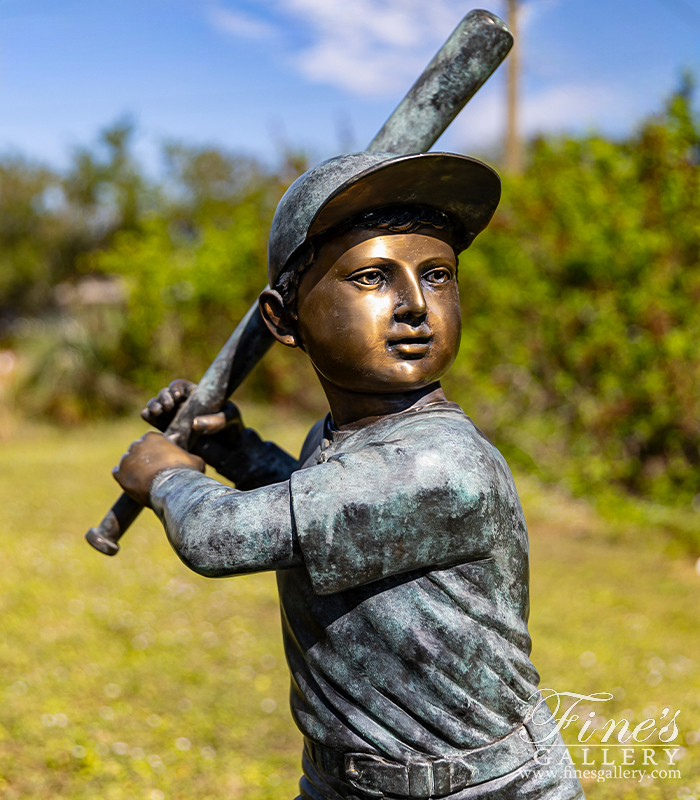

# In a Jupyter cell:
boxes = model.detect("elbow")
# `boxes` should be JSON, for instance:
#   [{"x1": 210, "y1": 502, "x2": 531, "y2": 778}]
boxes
[
  {"x1": 162, "y1": 515, "x2": 224, "y2": 577},
  {"x1": 178, "y1": 549, "x2": 228, "y2": 578},
  {"x1": 173, "y1": 529, "x2": 236, "y2": 578},
  {"x1": 172, "y1": 523, "x2": 261, "y2": 578},
  {"x1": 165, "y1": 532, "x2": 211, "y2": 577}
]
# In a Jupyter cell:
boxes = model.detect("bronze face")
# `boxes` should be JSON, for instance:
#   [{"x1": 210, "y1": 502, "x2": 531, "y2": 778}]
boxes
[{"x1": 294, "y1": 227, "x2": 461, "y2": 396}]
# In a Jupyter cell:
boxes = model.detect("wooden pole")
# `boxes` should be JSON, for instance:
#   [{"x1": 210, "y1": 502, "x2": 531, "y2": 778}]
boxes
[{"x1": 505, "y1": 0, "x2": 523, "y2": 175}]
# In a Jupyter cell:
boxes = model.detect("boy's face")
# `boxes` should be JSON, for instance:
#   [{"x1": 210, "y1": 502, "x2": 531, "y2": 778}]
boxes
[{"x1": 294, "y1": 227, "x2": 461, "y2": 395}]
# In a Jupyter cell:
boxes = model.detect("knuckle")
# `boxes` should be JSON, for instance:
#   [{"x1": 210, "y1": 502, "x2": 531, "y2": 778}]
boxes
[{"x1": 170, "y1": 378, "x2": 194, "y2": 397}]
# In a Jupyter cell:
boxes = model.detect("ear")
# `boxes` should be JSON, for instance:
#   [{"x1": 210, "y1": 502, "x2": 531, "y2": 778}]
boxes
[{"x1": 258, "y1": 289, "x2": 301, "y2": 348}]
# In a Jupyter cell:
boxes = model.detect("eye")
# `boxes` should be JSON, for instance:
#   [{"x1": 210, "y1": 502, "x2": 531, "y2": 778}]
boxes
[
  {"x1": 350, "y1": 269, "x2": 385, "y2": 287},
  {"x1": 423, "y1": 267, "x2": 453, "y2": 285}
]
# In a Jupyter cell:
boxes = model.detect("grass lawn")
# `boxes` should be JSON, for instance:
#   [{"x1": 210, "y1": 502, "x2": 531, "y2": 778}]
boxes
[{"x1": 0, "y1": 411, "x2": 698, "y2": 799}]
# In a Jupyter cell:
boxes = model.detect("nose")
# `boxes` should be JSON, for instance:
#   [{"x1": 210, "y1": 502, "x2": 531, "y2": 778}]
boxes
[{"x1": 394, "y1": 269, "x2": 427, "y2": 323}]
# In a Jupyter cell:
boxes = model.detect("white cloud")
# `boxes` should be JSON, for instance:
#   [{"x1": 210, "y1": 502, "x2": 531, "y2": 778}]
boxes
[
  {"x1": 206, "y1": 0, "x2": 625, "y2": 147},
  {"x1": 205, "y1": 1, "x2": 566, "y2": 97},
  {"x1": 207, "y1": 4, "x2": 275, "y2": 39},
  {"x1": 275, "y1": 0, "x2": 565, "y2": 96},
  {"x1": 278, "y1": 0, "x2": 468, "y2": 96},
  {"x1": 205, "y1": 1, "x2": 629, "y2": 150}
]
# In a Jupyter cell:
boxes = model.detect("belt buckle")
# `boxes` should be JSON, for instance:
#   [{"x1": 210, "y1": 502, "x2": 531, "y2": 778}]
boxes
[
  {"x1": 345, "y1": 753, "x2": 398, "y2": 798},
  {"x1": 344, "y1": 751, "x2": 474, "y2": 799},
  {"x1": 407, "y1": 760, "x2": 433, "y2": 798}
]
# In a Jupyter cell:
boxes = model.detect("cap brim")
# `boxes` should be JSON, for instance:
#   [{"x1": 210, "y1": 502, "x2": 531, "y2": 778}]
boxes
[{"x1": 308, "y1": 152, "x2": 501, "y2": 251}]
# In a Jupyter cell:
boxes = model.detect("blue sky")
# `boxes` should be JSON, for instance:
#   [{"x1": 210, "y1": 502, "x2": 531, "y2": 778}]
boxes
[{"x1": 0, "y1": 0, "x2": 698, "y2": 171}]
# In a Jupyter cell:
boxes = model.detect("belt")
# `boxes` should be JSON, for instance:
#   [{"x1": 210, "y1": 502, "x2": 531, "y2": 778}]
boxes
[{"x1": 304, "y1": 706, "x2": 560, "y2": 799}]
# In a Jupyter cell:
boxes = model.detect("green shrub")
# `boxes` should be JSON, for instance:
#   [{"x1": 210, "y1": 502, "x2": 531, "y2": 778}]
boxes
[
  {"x1": 445, "y1": 88, "x2": 700, "y2": 505},
  {"x1": 14, "y1": 313, "x2": 139, "y2": 424},
  {"x1": 6, "y1": 92, "x2": 700, "y2": 509}
]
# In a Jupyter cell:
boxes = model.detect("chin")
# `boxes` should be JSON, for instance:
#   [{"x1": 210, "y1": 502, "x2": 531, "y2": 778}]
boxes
[
  {"x1": 391, "y1": 358, "x2": 453, "y2": 387},
  {"x1": 316, "y1": 351, "x2": 454, "y2": 395},
  {"x1": 369, "y1": 366, "x2": 448, "y2": 394}
]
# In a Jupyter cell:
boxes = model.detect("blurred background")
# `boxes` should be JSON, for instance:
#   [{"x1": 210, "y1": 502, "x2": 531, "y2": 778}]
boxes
[{"x1": 1, "y1": 1, "x2": 699, "y2": 798}]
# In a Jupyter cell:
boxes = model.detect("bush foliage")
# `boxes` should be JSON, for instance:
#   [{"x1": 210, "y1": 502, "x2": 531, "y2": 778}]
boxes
[
  {"x1": 446, "y1": 88, "x2": 700, "y2": 504},
  {"x1": 2, "y1": 91, "x2": 699, "y2": 505}
]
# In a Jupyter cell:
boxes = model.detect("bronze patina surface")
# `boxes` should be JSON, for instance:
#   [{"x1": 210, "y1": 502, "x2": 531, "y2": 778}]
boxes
[
  {"x1": 263, "y1": 228, "x2": 461, "y2": 414},
  {"x1": 86, "y1": 8, "x2": 513, "y2": 555},
  {"x1": 266, "y1": 152, "x2": 500, "y2": 289},
  {"x1": 106, "y1": 7, "x2": 585, "y2": 799},
  {"x1": 114, "y1": 210, "x2": 585, "y2": 798}
]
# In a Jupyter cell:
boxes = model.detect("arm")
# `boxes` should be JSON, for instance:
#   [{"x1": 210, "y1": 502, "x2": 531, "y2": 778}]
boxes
[
  {"x1": 150, "y1": 469, "x2": 302, "y2": 577},
  {"x1": 155, "y1": 420, "x2": 514, "y2": 591},
  {"x1": 112, "y1": 431, "x2": 302, "y2": 577},
  {"x1": 113, "y1": 417, "x2": 516, "y2": 592},
  {"x1": 149, "y1": 441, "x2": 489, "y2": 588}
]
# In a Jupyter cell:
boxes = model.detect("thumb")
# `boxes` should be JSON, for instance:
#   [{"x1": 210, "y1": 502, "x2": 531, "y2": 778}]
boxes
[
  {"x1": 192, "y1": 402, "x2": 243, "y2": 435},
  {"x1": 192, "y1": 412, "x2": 228, "y2": 435}
]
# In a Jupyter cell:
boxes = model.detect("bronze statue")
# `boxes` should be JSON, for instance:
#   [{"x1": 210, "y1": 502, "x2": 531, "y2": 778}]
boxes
[{"x1": 97, "y1": 9, "x2": 586, "y2": 799}]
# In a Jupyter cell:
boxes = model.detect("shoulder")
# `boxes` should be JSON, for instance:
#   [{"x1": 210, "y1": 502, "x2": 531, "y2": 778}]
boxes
[
  {"x1": 380, "y1": 402, "x2": 506, "y2": 465},
  {"x1": 374, "y1": 403, "x2": 518, "y2": 503}
]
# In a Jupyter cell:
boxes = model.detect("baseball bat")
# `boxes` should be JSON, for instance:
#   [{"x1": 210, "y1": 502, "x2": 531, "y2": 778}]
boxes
[{"x1": 86, "y1": 8, "x2": 513, "y2": 556}]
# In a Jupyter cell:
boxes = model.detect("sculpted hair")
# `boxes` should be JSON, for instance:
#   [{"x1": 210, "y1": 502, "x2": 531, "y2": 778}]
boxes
[{"x1": 275, "y1": 205, "x2": 461, "y2": 315}]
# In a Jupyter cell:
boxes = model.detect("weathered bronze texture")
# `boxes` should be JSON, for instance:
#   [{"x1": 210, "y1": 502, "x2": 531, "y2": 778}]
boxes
[
  {"x1": 113, "y1": 221, "x2": 584, "y2": 797},
  {"x1": 86, "y1": 8, "x2": 513, "y2": 556},
  {"x1": 103, "y1": 7, "x2": 586, "y2": 798},
  {"x1": 261, "y1": 229, "x2": 461, "y2": 422},
  {"x1": 266, "y1": 152, "x2": 500, "y2": 288}
]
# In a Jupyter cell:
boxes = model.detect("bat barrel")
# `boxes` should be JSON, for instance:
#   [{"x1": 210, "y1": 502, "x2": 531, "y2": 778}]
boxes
[{"x1": 368, "y1": 10, "x2": 513, "y2": 155}]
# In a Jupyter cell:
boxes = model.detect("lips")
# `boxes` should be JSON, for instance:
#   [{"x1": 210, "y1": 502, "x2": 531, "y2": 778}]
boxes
[{"x1": 387, "y1": 332, "x2": 433, "y2": 358}]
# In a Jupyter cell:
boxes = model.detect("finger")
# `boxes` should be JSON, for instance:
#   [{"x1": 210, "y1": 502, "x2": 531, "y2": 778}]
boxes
[
  {"x1": 169, "y1": 379, "x2": 194, "y2": 401},
  {"x1": 142, "y1": 403, "x2": 168, "y2": 432},
  {"x1": 192, "y1": 412, "x2": 228, "y2": 435},
  {"x1": 147, "y1": 398, "x2": 163, "y2": 417},
  {"x1": 111, "y1": 464, "x2": 125, "y2": 487},
  {"x1": 192, "y1": 402, "x2": 242, "y2": 435},
  {"x1": 112, "y1": 444, "x2": 134, "y2": 479},
  {"x1": 157, "y1": 387, "x2": 175, "y2": 413}
]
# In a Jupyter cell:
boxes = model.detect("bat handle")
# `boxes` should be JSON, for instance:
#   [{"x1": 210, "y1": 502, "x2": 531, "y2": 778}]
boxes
[{"x1": 85, "y1": 492, "x2": 143, "y2": 556}]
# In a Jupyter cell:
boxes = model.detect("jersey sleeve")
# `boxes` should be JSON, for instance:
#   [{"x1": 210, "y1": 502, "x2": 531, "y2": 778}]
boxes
[
  {"x1": 150, "y1": 468, "x2": 301, "y2": 577},
  {"x1": 289, "y1": 418, "x2": 518, "y2": 595}
]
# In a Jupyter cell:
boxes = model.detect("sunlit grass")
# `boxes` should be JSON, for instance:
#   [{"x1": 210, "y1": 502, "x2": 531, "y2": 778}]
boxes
[{"x1": 0, "y1": 413, "x2": 698, "y2": 799}]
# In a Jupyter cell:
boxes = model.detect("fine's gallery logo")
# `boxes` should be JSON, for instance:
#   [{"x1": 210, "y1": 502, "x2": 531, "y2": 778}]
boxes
[
  {"x1": 530, "y1": 689, "x2": 680, "y2": 744},
  {"x1": 522, "y1": 689, "x2": 685, "y2": 784}
]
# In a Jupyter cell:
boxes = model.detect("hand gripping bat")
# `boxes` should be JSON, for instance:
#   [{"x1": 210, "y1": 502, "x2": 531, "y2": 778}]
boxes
[{"x1": 86, "y1": 8, "x2": 513, "y2": 555}]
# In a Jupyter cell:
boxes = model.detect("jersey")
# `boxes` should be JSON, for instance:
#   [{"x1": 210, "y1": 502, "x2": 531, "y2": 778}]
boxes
[{"x1": 278, "y1": 401, "x2": 540, "y2": 760}]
